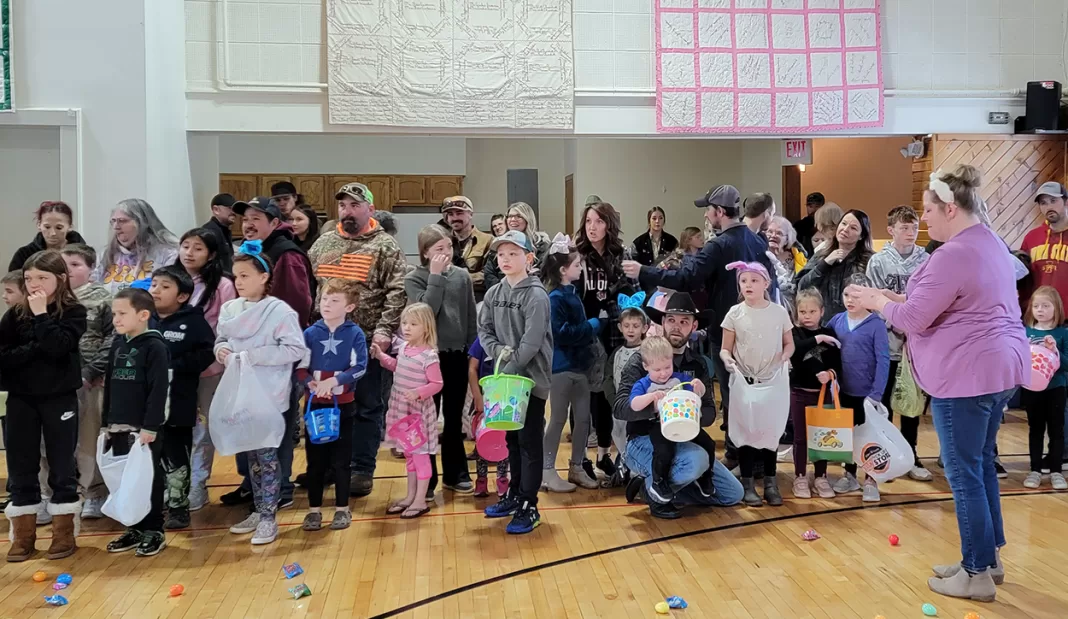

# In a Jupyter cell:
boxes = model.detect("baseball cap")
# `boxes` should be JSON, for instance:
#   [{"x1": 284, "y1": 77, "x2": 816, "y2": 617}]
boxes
[
  {"x1": 1035, "y1": 182, "x2": 1067, "y2": 201},
  {"x1": 232, "y1": 196, "x2": 282, "y2": 220},
  {"x1": 335, "y1": 182, "x2": 374, "y2": 205},
  {"x1": 585, "y1": 194, "x2": 603, "y2": 206},
  {"x1": 806, "y1": 192, "x2": 826, "y2": 205},
  {"x1": 441, "y1": 196, "x2": 473, "y2": 213},
  {"x1": 489, "y1": 230, "x2": 533, "y2": 253},
  {"x1": 271, "y1": 181, "x2": 297, "y2": 197},
  {"x1": 694, "y1": 185, "x2": 740, "y2": 209},
  {"x1": 211, "y1": 193, "x2": 236, "y2": 208}
]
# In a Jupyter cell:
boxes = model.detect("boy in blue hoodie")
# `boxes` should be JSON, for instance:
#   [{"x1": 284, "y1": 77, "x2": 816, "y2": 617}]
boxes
[
  {"x1": 478, "y1": 231, "x2": 553, "y2": 535},
  {"x1": 149, "y1": 265, "x2": 216, "y2": 530},
  {"x1": 826, "y1": 273, "x2": 890, "y2": 503},
  {"x1": 296, "y1": 280, "x2": 367, "y2": 532}
]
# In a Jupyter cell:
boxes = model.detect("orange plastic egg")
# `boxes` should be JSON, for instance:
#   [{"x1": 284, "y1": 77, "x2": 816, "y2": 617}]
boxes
[
  {"x1": 964, "y1": 613, "x2": 981, "y2": 619},
  {"x1": 169, "y1": 584, "x2": 185, "y2": 597},
  {"x1": 32, "y1": 571, "x2": 47, "y2": 582}
]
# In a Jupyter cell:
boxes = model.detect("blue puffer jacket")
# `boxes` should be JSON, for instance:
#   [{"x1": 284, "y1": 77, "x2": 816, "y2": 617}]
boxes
[{"x1": 549, "y1": 285, "x2": 600, "y2": 374}]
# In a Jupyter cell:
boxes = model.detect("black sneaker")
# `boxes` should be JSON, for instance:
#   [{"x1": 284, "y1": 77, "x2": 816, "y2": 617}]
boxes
[
  {"x1": 484, "y1": 493, "x2": 520, "y2": 518},
  {"x1": 107, "y1": 529, "x2": 144, "y2": 553},
  {"x1": 220, "y1": 487, "x2": 253, "y2": 506},
  {"x1": 295, "y1": 469, "x2": 334, "y2": 489},
  {"x1": 135, "y1": 531, "x2": 166, "y2": 557},
  {"x1": 596, "y1": 454, "x2": 617, "y2": 478},
  {"x1": 0, "y1": 497, "x2": 9, "y2": 511},
  {"x1": 649, "y1": 500, "x2": 682, "y2": 520},
  {"x1": 582, "y1": 458, "x2": 597, "y2": 481},
  {"x1": 165, "y1": 507, "x2": 190, "y2": 530},
  {"x1": 696, "y1": 470, "x2": 715, "y2": 498},
  {"x1": 625, "y1": 475, "x2": 646, "y2": 504},
  {"x1": 506, "y1": 501, "x2": 542, "y2": 534},
  {"x1": 278, "y1": 497, "x2": 295, "y2": 510},
  {"x1": 994, "y1": 461, "x2": 1008, "y2": 479},
  {"x1": 648, "y1": 476, "x2": 674, "y2": 504}
]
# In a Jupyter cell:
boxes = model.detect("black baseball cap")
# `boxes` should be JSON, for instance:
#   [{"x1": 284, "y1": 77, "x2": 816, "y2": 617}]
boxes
[
  {"x1": 211, "y1": 193, "x2": 236, "y2": 208},
  {"x1": 695, "y1": 185, "x2": 740, "y2": 209},
  {"x1": 806, "y1": 192, "x2": 826, "y2": 206},
  {"x1": 233, "y1": 196, "x2": 282, "y2": 220},
  {"x1": 271, "y1": 181, "x2": 297, "y2": 197}
]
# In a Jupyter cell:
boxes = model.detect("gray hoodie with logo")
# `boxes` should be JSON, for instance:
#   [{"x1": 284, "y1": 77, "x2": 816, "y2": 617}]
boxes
[
  {"x1": 477, "y1": 275, "x2": 553, "y2": 399},
  {"x1": 865, "y1": 243, "x2": 929, "y2": 360}
]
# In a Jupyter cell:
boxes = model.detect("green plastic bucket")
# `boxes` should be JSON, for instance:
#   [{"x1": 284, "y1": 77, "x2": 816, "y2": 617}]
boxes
[{"x1": 478, "y1": 356, "x2": 534, "y2": 431}]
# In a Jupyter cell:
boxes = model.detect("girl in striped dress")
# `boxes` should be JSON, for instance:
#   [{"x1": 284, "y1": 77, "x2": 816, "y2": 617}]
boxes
[{"x1": 373, "y1": 303, "x2": 443, "y2": 519}]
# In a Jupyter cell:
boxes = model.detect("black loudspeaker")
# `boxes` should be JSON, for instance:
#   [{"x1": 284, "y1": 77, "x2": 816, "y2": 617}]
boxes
[{"x1": 1025, "y1": 81, "x2": 1062, "y2": 131}]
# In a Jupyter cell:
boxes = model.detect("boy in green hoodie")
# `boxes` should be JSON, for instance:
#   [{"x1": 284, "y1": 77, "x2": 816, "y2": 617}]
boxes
[{"x1": 478, "y1": 231, "x2": 552, "y2": 535}]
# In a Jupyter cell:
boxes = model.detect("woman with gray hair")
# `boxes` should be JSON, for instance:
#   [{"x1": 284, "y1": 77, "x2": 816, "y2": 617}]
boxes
[
  {"x1": 93, "y1": 198, "x2": 180, "y2": 294},
  {"x1": 766, "y1": 215, "x2": 808, "y2": 316}
]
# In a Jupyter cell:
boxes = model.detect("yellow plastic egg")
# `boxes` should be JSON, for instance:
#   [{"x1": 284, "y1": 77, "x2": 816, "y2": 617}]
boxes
[{"x1": 654, "y1": 601, "x2": 670, "y2": 614}]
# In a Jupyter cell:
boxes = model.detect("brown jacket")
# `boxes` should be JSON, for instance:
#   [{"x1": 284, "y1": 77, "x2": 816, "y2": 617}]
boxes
[{"x1": 455, "y1": 226, "x2": 493, "y2": 294}]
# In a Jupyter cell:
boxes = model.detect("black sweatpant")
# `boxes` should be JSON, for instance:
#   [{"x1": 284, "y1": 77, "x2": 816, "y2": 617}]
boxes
[
  {"x1": 590, "y1": 391, "x2": 614, "y2": 449},
  {"x1": 1023, "y1": 386, "x2": 1066, "y2": 473},
  {"x1": 304, "y1": 405, "x2": 355, "y2": 508},
  {"x1": 110, "y1": 431, "x2": 165, "y2": 534},
  {"x1": 739, "y1": 446, "x2": 777, "y2": 478},
  {"x1": 651, "y1": 426, "x2": 717, "y2": 483},
  {"x1": 162, "y1": 425, "x2": 193, "y2": 510},
  {"x1": 840, "y1": 392, "x2": 867, "y2": 477},
  {"x1": 507, "y1": 395, "x2": 546, "y2": 506},
  {"x1": 6, "y1": 392, "x2": 79, "y2": 507},
  {"x1": 433, "y1": 350, "x2": 472, "y2": 487}
]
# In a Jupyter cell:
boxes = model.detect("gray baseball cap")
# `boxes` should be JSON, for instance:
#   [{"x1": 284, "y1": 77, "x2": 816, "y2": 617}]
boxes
[
  {"x1": 489, "y1": 230, "x2": 534, "y2": 253},
  {"x1": 695, "y1": 185, "x2": 741, "y2": 209},
  {"x1": 1035, "y1": 181, "x2": 1067, "y2": 201}
]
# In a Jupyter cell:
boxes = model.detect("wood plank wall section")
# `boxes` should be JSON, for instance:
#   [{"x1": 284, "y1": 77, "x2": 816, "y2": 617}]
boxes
[
  {"x1": 931, "y1": 134, "x2": 1068, "y2": 248},
  {"x1": 911, "y1": 137, "x2": 933, "y2": 243}
]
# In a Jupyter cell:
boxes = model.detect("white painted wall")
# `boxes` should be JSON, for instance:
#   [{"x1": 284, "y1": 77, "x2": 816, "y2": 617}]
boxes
[
  {"x1": 739, "y1": 141, "x2": 785, "y2": 211},
  {"x1": 217, "y1": 135, "x2": 466, "y2": 175},
  {"x1": 0, "y1": 127, "x2": 63, "y2": 268},
  {"x1": 464, "y1": 139, "x2": 570, "y2": 236},
  {"x1": 188, "y1": 133, "x2": 222, "y2": 224}
]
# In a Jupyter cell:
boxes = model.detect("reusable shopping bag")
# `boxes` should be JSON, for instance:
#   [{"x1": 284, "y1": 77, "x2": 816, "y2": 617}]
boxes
[{"x1": 805, "y1": 379, "x2": 854, "y2": 464}]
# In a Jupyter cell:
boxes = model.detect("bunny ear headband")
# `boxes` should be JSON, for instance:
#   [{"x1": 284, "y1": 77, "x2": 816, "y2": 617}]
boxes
[
  {"x1": 549, "y1": 232, "x2": 573, "y2": 255},
  {"x1": 238, "y1": 239, "x2": 271, "y2": 273},
  {"x1": 725, "y1": 260, "x2": 770, "y2": 282},
  {"x1": 929, "y1": 170, "x2": 954, "y2": 204}
]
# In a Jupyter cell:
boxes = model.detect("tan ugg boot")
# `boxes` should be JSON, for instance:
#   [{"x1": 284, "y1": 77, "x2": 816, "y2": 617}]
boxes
[
  {"x1": 6, "y1": 502, "x2": 40, "y2": 562},
  {"x1": 46, "y1": 501, "x2": 80, "y2": 560}
]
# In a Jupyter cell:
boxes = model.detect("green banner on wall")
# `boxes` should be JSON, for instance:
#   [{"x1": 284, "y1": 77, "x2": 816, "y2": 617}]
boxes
[{"x1": 1, "y1": 0, "x2": 10, "y2": 112}]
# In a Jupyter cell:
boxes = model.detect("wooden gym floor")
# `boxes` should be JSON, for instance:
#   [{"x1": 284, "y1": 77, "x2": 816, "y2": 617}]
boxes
[{"x1": 0, "y1": 410, "x2": 1066, "y2": 619}]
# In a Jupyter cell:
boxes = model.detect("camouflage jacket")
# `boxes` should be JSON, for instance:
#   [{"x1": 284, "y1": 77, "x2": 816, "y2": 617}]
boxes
[
  {"x1": 307, "y1": 221, "x2": 408, "y2": 341},
  {"x1": 74, "y1": 282, "x2": 115, "y2": 382}
]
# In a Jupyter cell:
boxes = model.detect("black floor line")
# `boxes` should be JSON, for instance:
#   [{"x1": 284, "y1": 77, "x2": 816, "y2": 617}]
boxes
[{"x1": 368, "y1": 489, "x2": 1057, "y2": 619}]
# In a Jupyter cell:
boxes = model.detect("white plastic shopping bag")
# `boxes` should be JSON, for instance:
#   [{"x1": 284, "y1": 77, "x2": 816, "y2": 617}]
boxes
[
  {"x1": 208, "y1": 352, "x2": 286, "y2": 456},
  {"x1": 96, "y1": 433, "x2": 153, "y2": 526},
  {"x1": 727, "y1": 365, "x2": 790, "y2": 451},
  {"x1": 852, "y1": 398, "x2": 913, "y2": 483}
]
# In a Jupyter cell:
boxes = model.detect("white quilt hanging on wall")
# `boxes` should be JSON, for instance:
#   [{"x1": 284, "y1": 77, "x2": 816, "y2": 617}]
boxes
[{"x1": 327, "y1": 0, "x2": 574, "y2": 130}]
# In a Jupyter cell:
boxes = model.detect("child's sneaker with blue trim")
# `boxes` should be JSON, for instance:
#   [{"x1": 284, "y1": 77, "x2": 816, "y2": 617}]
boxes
[
  {"x1": 505, "y1": 501, "x2": 541, "y2": 535},
  {"x1": 484, "y1": 492, "x2": 520, "y2": 518}
]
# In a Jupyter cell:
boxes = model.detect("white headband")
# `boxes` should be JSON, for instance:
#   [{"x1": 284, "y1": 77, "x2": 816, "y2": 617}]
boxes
[{"x1": 929, "y1": 169, "x2": 955, "y2": 204}]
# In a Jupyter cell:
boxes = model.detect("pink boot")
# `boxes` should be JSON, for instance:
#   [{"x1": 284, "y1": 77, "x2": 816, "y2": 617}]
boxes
[
  {"x1": 496, "y1": 477, "x2": 510, "y2": 497},
  {"x1": 473, "y1": 477, "x2": 489, "y2": 498}
]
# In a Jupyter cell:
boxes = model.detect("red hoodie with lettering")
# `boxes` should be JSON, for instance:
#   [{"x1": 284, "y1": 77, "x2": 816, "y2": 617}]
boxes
[{"x1": 1021, "y1": 222, "x2": 1068, "y2": 309}]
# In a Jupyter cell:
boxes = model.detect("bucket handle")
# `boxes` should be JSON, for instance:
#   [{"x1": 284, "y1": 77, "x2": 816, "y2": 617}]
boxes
[
  {"x1": 666, "y1": 380, "x2": 697, "y2": 394},
  {"x1": 492, "y1": 347, "x2": 514, "y2": 377},
  {"x1": 815, "y1": 371, "x2": 842, "y2": 410},
  {"x1": 305, "y1": 394, "x2": 340, "y2": 416}
]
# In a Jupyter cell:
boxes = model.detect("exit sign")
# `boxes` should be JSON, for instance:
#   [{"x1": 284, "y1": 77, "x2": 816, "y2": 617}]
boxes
[{"x1": 781, "y1": 139, "x2": 813, "y2": 165}]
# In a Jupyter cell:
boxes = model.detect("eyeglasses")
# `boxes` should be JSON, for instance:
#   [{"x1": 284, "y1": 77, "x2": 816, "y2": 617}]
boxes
[{"x1": 506, "y1": 214, "x2": 523, "y2": 220}]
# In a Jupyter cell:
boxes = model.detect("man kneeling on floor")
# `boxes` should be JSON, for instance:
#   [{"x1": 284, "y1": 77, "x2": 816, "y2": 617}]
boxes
[{"x1": 613, "y1": 290, "x2": 744, "y2": 518}]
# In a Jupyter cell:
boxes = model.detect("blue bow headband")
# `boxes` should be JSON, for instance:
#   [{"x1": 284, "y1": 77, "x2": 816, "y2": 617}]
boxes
[
  {"x1": 129, "y1": 278, "x2": 152, "y2": 291},
  {"x1": 618, "y1": 291, "x2": 646, "y2": 310},
  {"x1": 238, "y1": 240, "x2": 270, "y2": 273}
]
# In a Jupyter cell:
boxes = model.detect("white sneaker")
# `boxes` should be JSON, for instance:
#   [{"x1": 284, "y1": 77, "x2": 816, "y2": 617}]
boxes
[
  {"x1": 862, "y1": 476, "x2": 880, "y2": 502},
  {"x1": 833, "y1": 472, "x2": 861, "y2": 494},
  {"x1": 229, "y1": 512, "x2": 260, "y2": 535},
  {"x1": 1052, "y1": 472, "x2": 1068, "y2": 490},
  {"x1": 908, "y1": 466, "x2": 933, "y2": 482},
  {"x1": 1023, "y1": 471, "x2": 1042, "y2": 489},
  {"x1": 36, "y1": 503, "x2": 52, "y2": 526},
  {"x1": 81, "y1": 497, "x2": 105, "y2": 519},
  {"x1": 250, "y1": 518, "x2": 278, "y2": 545},
  {"x1": 188, "y1": 486, "x2": 208, "y2": 512}
]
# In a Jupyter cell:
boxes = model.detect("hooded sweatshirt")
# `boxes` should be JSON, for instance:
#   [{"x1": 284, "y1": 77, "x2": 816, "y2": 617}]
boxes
[
  {"x1": 191, "y1": 274, "x2": 238, "y2": 377},
  {"x1": 155, "y1": 305, "x2": 216, "y2": 427},
  {"x1": 73, "y1": 282, "x2": 115, "y2": 383},
  {"x1": 93, "y1": 242, "x2": 179, "y2": 296},
  {"x1": 8, "y1": 230, "x2": 88, "y2": 272},
  {"x1": 827, "y1": 311, "x2": 890, "y2": 401},
  {"x1": 477, "y1": 275, "x2": 553, "y2": 399},
  {"x1": 214, "y1": 296, "x2": 308, "y2": 414},
  {"x1": 296, "y1": 319, "x2": 368, "y2": 407},
  {"x1": 0, "y1": 303, "x2": 87, "y2": 396},
  {"x1": 1021, "y1": 222, "x2": 1068, "y2": 309},
  {"x1": 261, "y1": 223, "x2": 315, "y2": 328},
  {"x1": 102, "y1": 330, "x2": 171, "y2": 435},
  {"x1": 865, "y1": 243, "x2": 929, "y2": 360},
  {"x1": 548, "y1": 284, "x2": 599, "y2": 374},
  {"x1": 404, "y1": 264, "x2": 478, "y2": 352}
]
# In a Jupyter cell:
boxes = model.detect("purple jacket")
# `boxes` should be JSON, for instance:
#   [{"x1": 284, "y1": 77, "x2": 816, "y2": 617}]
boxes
[
  {"x1": 883, "y1": 224, "x2": 1028, "y2": 399},
  {"x1": 827, "y1": 312, "x2": 890, "y2": 401}
]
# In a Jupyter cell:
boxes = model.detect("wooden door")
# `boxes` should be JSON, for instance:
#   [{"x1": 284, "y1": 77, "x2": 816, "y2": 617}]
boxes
[
  {"x1": 392, "y1": 176, "x2": 428, "y2": 205},
  {"x1": 782, "y1": 165, "x2": 802, "y2": 223},
  {"x1": 427, "y1": 176, "x2": 463, "y2": 205},
  {"x1": 564, "y1": 174, "x2": 574, "y2": 235},
  {"x1": 260, "y1": 175, "x2": 293, "y2": 197},
  {"x1": 219, "y1": 174, "x2": 258, "y2": 237},
  {"x1": 358, "y1": 176, "x2": 392, "y2": 212},
  {"x1": 293, "y1": 176, "x2": 327, "y2": 215}
]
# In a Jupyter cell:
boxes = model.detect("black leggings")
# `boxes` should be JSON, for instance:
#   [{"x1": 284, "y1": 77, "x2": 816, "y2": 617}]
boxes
[
  {"x1": 5, "y1": 392, "x2": 79, "y2": 507},
  {"x1": 433, "y1": 350, "x2": 472, "y2": 486},
  {"x1": 651, "y1": 426, "x2": 717, "y2": 482},
  {"x1": 840, "y1": 392, "x2": 866, "y2": 477},
  {"x1": 1023, "y1": 386, "x2": 1066, "y2": 473},
  {"x1": 590, "y1": 391, "x2": 614, "y2": 449},
  {"x1": 739, "y1": 446, "x2": 777, "y2": 478},
  {"x1": 304, "y1": 408, "x2": 355, "y2": 508},
  {"x1": 507, "y1": 396, "x2": 546, "y2": 506}
]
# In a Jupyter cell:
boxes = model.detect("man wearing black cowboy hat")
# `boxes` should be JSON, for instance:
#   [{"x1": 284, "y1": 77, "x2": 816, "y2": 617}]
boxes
[
  {"x1": 622, "y1": 184, "x2": 776, "y2": 471},
  {"x1": 613, "y1": 290, "x2": 744, "y2": 519}
]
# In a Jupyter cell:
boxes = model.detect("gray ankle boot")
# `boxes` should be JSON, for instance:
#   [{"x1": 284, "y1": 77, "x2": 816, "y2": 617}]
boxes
[
  {"x1": 541, "y1": 468, "x2": 577, "y2": 493},
  {"x1": 741, "y1": 477, "x2": 762, "y2": 507},
  {"x1": 763, "y1": 477, "x2": 783, "y2": 506},
  {"x1": 567, "y1": 461, "x2": 599, "y2": 489},
  {"x1": 933, "y1": 549, "x2": 1004, "y2": 585},
  {"x1": 928, "y1": 567, "x2": 997, "y2": 602}
]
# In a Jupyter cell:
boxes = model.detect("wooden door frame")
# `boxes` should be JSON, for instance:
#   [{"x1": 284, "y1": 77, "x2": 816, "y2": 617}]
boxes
[{"x1": 564, "y1": 174, "x2": 574, "y2": 236}]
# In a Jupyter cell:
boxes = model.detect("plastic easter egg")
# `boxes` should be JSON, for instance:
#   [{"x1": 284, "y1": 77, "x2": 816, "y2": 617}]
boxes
[
  {"x1": 888, "y1": 534, "x2": 900, "y2": 546},
  {"x1": 169, "y1": 584, "x2": 185, "y2": 597},
  {"x1": 922, "y1": 602, "x2": 938, "y2": 616},
  {"x1": 32, "y1": 571, "x2": 47, "y2": 582},
  {"x1": 654, "y1": 601, "x2": 670, "y2": 614}
]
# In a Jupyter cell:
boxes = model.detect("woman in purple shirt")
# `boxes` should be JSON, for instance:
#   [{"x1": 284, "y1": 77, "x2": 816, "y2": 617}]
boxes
[{"x1": 848, "y1": 165, "x2": 1028, "y2": 604}]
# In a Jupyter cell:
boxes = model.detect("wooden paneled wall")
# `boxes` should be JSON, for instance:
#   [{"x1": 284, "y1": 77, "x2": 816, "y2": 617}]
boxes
[{"x1": 931, "y1": 134, "x2": 1068, "y2": 248}]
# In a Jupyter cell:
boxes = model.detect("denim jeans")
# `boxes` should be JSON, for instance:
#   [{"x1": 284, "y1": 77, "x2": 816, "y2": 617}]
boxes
[
  {"x1": 237, "y1": 378, "x2": 298, "y2": 502},
  {"x1": 350, "y1": 358, "x2": 385, "y2": 477},
  {"x1": 931, "y1": 389, "x2": 1014, "y2": 573},
  {"x1": 625, "y1": 435, "x2": 743, "y2": 507}
]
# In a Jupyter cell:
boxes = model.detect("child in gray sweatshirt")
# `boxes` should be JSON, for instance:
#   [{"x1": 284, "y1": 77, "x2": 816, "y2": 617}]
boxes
[{"x1": 478, "y1": 231, "x2": 552, "y2": 535}]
